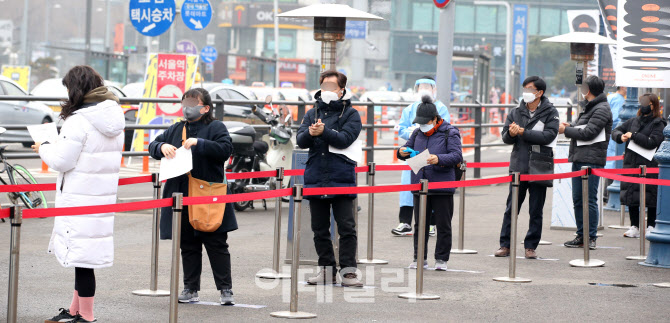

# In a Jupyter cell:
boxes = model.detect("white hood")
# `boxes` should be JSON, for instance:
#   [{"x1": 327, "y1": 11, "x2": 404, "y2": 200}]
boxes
[{"x1": 75, "y1": 100, "x2": 125, "y2": 137}]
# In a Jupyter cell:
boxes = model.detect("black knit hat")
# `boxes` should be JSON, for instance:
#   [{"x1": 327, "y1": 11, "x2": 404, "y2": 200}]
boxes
[{"x1": 412, "y1": 95, "x2": 438, "y2": 124}]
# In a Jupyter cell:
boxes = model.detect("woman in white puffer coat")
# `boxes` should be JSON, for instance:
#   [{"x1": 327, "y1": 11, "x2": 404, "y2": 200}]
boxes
[{"x1": 34, "y1": 66, "x2": 125, "y2": 323}]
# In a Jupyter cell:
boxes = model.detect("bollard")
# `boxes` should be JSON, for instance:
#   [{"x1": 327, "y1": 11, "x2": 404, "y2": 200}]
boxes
[
  {"x1": 359, "y1": 162, "x2": 388, "y2": 264},
  {"x1": 653, "y1": 282, "x2": 670, "y2": 288},
  {"x1": 399, "y1": 179, "x2": 440, "y2": 300},
  {"x1": 7, "y1": 206, "x2": 22, "y2": 323},
  {"x1": 570, "y1": 167, "x2": 605, "y2": 267},
  {"x1": 257, "y1": 168, "x2": 291, "y2": 279},
  {"x1": 40, "y1": 161, "x2": 50, "y2": 174},
  {"x1": 627, "y1": 165, "x2": 648, "y2": 261},
  {"x1": 120, "y1": 144, "x2": 127, "y2": 168},
  {"x1": 271, "y1": 185, "x2": 317, "y2": 319},
  {"x1": 142, "y1": 133, "x2": 150, "y2": 174},
  {"x1": 169, "y1": 193, "x2": 183, "y2": 323},
  {"x1": 133, "y1": 173, "x2": 170, "y2": 296},
  {"x1": 392, "y1": 129, "x2": 399, "y2": 163},
  {"x1": 494, "y1": 173, "x2": 531, "y2": 283},
  {"x1": 451, "y1": 163, "x2": 477, "y2": 254}
]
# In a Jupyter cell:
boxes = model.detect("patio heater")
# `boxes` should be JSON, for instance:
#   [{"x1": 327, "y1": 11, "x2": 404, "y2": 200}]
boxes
[{"x1": 278, "y1": 3, "x2": 383, "y2": 72}]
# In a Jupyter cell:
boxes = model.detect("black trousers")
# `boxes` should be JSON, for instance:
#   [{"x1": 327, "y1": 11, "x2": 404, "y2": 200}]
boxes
[
  {"x1": 309, "y1": 197, "x2": 357, "y2": 272},
  {"x1": 413, "y1": 194, "x2": 454, "y2": 261},
  {"x1": 499, "y1": 181, "x2": 546, "y2": 249},
  {"x1": 74, "y1": 267, "x2": 95, "y2": 297},
  {"x1": 180, "y1": 210, "x2": 232, "y2": 291},
  {"x1": 629, "y1": 206, "x2": 657, "y2": 228},
  {"x1": 399, "y1": 206, "x2": 436, "y2": 226}
]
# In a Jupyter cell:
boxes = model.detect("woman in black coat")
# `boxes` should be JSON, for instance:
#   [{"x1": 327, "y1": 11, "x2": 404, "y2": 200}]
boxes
[
  {"x1": 612, "y1": 93, "x2": 666, "y2": 238},
  {"x1": 149, "y1": 88, "x2": 238, "y2": 305}
]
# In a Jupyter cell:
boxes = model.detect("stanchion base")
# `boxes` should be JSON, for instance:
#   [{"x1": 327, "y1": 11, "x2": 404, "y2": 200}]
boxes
[
  {"x1": 131, "y1": 289, "x2": 170, "y2": 297},
  {"x1": 569, "y1": 259, "x2": 605, "y2": 267},
  {"x1": 653, "y1": 282, "x2": 670, "y2": 288},
  {"x1": 270, "y1": 311, "x2": 317, "y2": 319},
  {"x1": 492, "y1": 276, "x2": 531, "y2": 283},
  {"x1": 256, "y1": 272, "x2": 291, "y2": 280},
  {"x1": 574, "y1": 233, "x2": 603, "y2": 237},
  {"x1": 625, "y1": 255, "x2": 647, "y2": 261},
  {"x1": 357, "y1": 259, "x2": 389, "y2": 265},
  {"x1": 398, "y1": 292, "x2": 440, "y2": 300},
  {"x1": 608, "y1": 225, "x2": 628, "y2": 230},
  {"x1": 450, "y1": 249, "x2": 478, "y2": 254},
  {"x1": 539, "y1": 240, "x2": 552, "y2": 245}
]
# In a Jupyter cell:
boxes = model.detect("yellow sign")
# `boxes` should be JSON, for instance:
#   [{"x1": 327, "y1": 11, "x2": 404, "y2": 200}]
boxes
[
  {"x1": 1, "y1": 65, "x2": 31, "y2": 92},
  {"x1": 131, "y1": 54, "x2": 199, "y2": 152}
]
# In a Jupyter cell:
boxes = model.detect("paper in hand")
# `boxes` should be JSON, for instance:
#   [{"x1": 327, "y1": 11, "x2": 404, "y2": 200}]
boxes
[
  {"x1": 407, "y1": 149, "x2": 431, "y2": 174},
  {"x1": 532, "y1": 121, "x2": 558, "y2": 148},
  {"x1": 329, "y1": 140, "x2": 363, "y2": 164},
  {"x1": 627, "y1": 140, "x2": 657, "y2": 161},
  {"x1": 159, "y1": 147, "x2": 193, "y2": 181},
  {"x1": 27, "y1": 123, "x2": 58, "y2": 143},
  {"x1": 575, "y1": 125, "x2": 606, "y2": 146}
]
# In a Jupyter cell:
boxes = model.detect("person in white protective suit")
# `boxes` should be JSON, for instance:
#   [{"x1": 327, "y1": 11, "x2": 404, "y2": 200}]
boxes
[{"x1": 391, "y1": 76, "x2": 450, "y2": 236}]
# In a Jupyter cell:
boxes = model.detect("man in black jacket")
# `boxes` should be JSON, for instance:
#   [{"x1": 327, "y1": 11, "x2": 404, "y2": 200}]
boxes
[
  {"x1": 297, "y1": 71, "x2": 363, "y2": 287},
  {"x1": 495, "y1": 76, "x2": 559, "y2": 259},
  {"x1": 560, "y1": 76, "x2": 613, "y2": 249}
]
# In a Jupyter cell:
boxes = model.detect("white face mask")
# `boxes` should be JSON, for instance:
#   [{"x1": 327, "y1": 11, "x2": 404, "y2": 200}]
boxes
[
  {"x1": 418, "y1": 90, "x2": 434, "y2": 101},
  {"x1": 522, "y1": 92, "x2": 536, "y2": 103},
  {"x1": 419, "y1": 124, "x2": 434, "y2": 133},
  {"x1": 581, "y1": 90, "x2": 590, "y2": 100},
  {"x1": 320, "y1": 91, "x2": 339, "y2": 104}
]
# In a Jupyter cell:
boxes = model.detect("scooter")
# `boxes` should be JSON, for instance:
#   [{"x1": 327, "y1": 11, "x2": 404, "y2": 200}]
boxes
[{"x1": 225, "y1": 96, "x2": 294, "y2": 211}]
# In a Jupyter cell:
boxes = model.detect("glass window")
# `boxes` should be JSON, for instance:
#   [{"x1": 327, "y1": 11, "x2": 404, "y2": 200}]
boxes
[
  {"x1": 2, "y1": 82, "x2": 26, "y2": 96},
  {"x1": 411, "y1": 2, "x2": 434, "y2": 31},
  {"x1": 455, "y1": 4, "x2": 475, "y2": 33},
  {"x1": 226, "y1": 89, "x2": 249, "y2": 101},
  {"x1": 528, "y1": 7, "x2": 540, "y2": 35},
  {"x1": 212, "y1": 89, "x2": 231, "y2": 100},
  {"x1": 475, "y1": 6, "x2": 497, "y2": 34},
  {"x1": 497, "y1": 7, "x2": 506, "y2": 34},
  {"x1": 539, "y1": 8, "x2": 561, "y2": 35},
  {"x1": 560, "y1": 10, "x2": 570, "y2": 34}
]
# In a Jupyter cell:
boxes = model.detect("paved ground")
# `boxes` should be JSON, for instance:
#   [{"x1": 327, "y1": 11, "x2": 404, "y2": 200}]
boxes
[{"x1": 1, "y1": 165, "x2": 669, "y2": 322}]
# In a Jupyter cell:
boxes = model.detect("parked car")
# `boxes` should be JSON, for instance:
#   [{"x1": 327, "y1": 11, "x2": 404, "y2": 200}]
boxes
[
  {"x1": 192, "y1": 83, "x2": 265, "y2": 127},
  {"x1": 0, "y1": 76, "x2": 57, "y2": 147}
]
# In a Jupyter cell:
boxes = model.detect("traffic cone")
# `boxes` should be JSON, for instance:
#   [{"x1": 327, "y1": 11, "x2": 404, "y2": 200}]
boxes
[
  {"x1": 392, "y1": 129, "x2": 399, "y2": 163},
  {"x1": 141, "y1": 133, "x2": 150, "y2": 174},
  {"x1": 40, "y1": 161, "x2": 49, "y2": 174},
  {"x1": 120, "y1": 144, "x2": 127, "y2": 168}
]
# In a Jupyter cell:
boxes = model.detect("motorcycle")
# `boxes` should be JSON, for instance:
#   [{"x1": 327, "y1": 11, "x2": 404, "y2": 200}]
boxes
[{"x1": 225, "y1": 95, "x2": 294, "y2": 211}]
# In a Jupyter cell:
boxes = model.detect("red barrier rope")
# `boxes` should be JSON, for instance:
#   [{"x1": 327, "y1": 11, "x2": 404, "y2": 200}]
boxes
[
  {"x1": 1, "y1": 175, "x2": 155, "y2": 193},
  {"x1": 376, "y1": 165, "x2": 410, "y2": 172},
  {"x1": 0, "y1": 208, "x2": 9, "y2": 219},
  {"x1": 304, "y1": 184, "x2": 421, "y2": 196},
  {"x1": 520, "y1": 170, "x2": 587, "y2": 182},
  {"x1": 355, "y1": 166, "x2": 370, "y2": 173},
  {"x1": 184, "y1": 188, "x2": 292, "y2": 206},
  {"x1": 428, "y1": 175, "x2": 513, "y2": 190},
  {"x1": 227, "y1": 170, "x2": 276, "y2": 180},
  {"x1": 592, "y1": 169, "x2": 670, "y2": 187},
  {"x1": 596, "y1": 168, "x2": 642, "y2": 175},
  {"x1": 22, "y1": 198, "x2": 173, "y2": 219},
  {"x1": 284, "y1": 169, "x2": 305, "y2": 177},
  {"x1": 648, "y1": 168, "x2": 660, "y2": 174},
  {"x1": 118, "y1": 175, "x2": 153, "y2": 186},
  {"x1": 466, "y1": 162, "x2": 510, "y2": 168}
]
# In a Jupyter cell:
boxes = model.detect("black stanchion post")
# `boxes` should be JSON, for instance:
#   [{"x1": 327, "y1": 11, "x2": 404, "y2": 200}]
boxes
[
  {"x1": 257, "y1": 167, "x2": 291, "y2": 279},
  {"x1": 366, "y1": 100, "x2": 375, "y2": 171},
  {"x1": 169, "y1": 193, "x2": 183, "y2": 323},
  {"x1": 214, "y1": 94, "x2": 224, "y2": 121},
  {"x1": 627, "y1": 165, "x2": 648, "y2": 260},
  {"x1": 451, "y1": 162, "x2": 477, "y2": 254},
  {"x1": 7, "y1": 206, "x2": 21, "y2": 323},
  {"x1": 474, "y1": 101, "x2": 483, "y2": 179},
  {"x1": 359, "y1": 162, "x2": 388, "y2": 264},
  {"x1": 570, "y1": 167, "x2": 605, "y2": 267},
  {"x1": 134, "y1": 173, "x2": 170, "y2": 296},
  {"x1": 271, "y1": 185, "x2": 316, "y2": 319},
  {"x1": 494, "y1": 173, "x2": 531, "y2": 283},
  {"x1": 399, "y1": 179, "x2": 440, "y2": 300}
]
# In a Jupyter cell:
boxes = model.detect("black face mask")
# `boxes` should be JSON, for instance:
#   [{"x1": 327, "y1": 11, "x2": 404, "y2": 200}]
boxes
[{"x1": 640, "y1": 105, "x2": 652, "y2": 115}]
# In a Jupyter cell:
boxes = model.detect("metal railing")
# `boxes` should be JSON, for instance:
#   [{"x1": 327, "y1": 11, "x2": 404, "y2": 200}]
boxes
[{"x1": 0, "y1": 95, "x2": 574, "y2": 178}]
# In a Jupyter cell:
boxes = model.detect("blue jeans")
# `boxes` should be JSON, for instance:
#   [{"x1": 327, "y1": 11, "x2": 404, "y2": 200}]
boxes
[{"x1": 572, "y1": 162, "x2": 602, "y2": 240}]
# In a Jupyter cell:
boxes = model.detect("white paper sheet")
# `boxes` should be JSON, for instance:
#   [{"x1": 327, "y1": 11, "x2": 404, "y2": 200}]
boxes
[
  {"x1": 329, "y1": 140, "x2": 363, "y2": 164},
  {"x1": 159, "y1": 147, "x2": 193, "y2": 181},
  {"x1": 575, "y1": 125, "x2": 606, "y2": 146},
  {"x1": 530, "y1": 121, "x2": 558, "y2": 148},
  {"x1": 627, "y1": 140, "x2": 657, "y2": 161},
  {"x1": 407, "y1": 149, "x2": 431, "y2": 175},
  {"x1": 27, "y1": 123, "x2": 58, "y2": 143}
]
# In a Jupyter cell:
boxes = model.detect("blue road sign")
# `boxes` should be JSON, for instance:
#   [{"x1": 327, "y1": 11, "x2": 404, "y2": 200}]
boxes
[
  {"x1": 181, "y1": 0, "x2": 212, "y2": 31},
  {"x1": 129, "y1": 0, "x2": 176, "y2": 37},
  {"x1": 200, "y1": 46, "x2": 217, "y2": 64},
  {"x1": 176, "y1": 39, "x2": 198, "y2": 55},
  {"x1": 512, "y1": 4, "x2": 528, "y2": 85},
  {"x1": 345, "y1": 21, "x2": 367, "y2": 39}
]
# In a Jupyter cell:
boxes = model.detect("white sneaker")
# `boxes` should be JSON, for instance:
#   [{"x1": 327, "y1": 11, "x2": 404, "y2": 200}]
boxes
[
  {"x1": 409, "y1": 259, "x2": 428, "y2": 269},
  {"x1": 647, "y1": 226, "x2": 655, "y2": 235},
  {"x1": 429, "y1": 225, "x2": 436, "y2": 237},
  {"x1": 392, "y1": 223, "x2": 413, "y2": 236},
  {"x1": 435, "y1": 260, "x2": 448, "y2": 271},
  {"x1": 624, "y1": 226, "x2": 640, "y2": 238}
]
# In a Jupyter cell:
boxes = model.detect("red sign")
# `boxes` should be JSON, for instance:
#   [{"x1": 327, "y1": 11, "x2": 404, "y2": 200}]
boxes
[
  {"x1": 156, "y1": 54, "x2": 188, "y2": 116},
  {"x1": 434, "y1": 0, "x2": 451, "y2": 9}
]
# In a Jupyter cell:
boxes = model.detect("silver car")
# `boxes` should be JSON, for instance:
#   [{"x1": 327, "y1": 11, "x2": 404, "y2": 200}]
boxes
[{"x1": 0, "y1": 76, "x2": 56, "y2": 147}]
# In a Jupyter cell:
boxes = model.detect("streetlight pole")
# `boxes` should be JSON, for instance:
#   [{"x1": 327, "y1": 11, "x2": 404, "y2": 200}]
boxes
[
  {"x1": 274, "y1": 0, "x2": 280, "y2": 87},
  {"x1": 474, "y1": 1, "x2": 511, "y2": 99}
]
